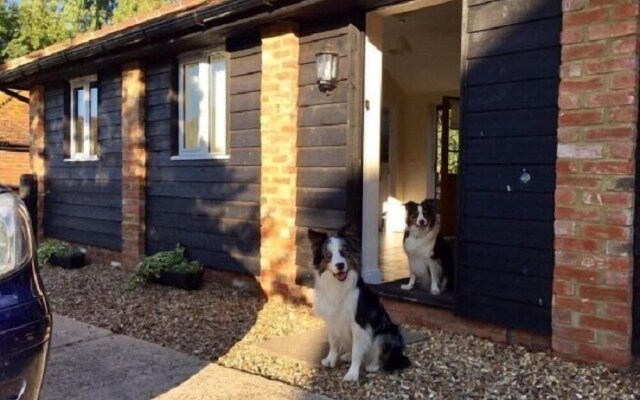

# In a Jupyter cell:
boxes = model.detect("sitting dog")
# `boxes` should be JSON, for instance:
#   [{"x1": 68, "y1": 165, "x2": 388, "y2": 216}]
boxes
[
  {"x1": 401, "y1": 199, "x2": 454, "y2": 295},
  {"x1": 308, "y1": 227, "x2": 411, "y2": 382}
]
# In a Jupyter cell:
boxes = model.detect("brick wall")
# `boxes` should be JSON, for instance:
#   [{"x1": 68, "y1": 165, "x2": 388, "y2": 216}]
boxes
[
  {"x1": 382, "y1": 298, "x2": 551, "y2": 350},
  {"x1": 29, "y1": 86, "x2": 46, "y2": 242},
  {"x1": 553, "y1": 0, "x2": 639, "y2": 366},
  {"x1": 259, "y1": 22, "x2": 301, "y2": 297},
  {"x1": 121, "y1": 61, "x2": 146, "y2": 269},
  {"x1": 0, "y1": 92, "x2": 31, "y2": 187},
  {"x1": 0, "y1": 92, "x2": 29, "y2": 145},
  {"x1": 0, "y1": 150, "x2": 30, "y2": 187},
  {"x1": 65, "y1": 241, "x2": 122, "y2": 266}
]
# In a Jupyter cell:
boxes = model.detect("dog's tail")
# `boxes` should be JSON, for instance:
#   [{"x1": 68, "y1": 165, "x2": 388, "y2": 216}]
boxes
[{"x1": 380, "y1": 331, "x2": 411, "y2": 372}]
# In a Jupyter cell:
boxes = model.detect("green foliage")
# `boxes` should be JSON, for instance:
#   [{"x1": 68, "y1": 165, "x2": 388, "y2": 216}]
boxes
[
  {"x1": 0, "y1": 1, "x2": 18, "y2": 55},
  {"x1": 37, "y1": 238, "x2": 71, "y2": 265},
  {"x1": 112, "y1": 0, "x2": 168, "y2": 24},
  {"x1": 53, "y1": 246, "x2": 82, "y2": 257},
  {"x1": 128, "y1": 245, "x2": 203, "y2": 289},
  {"x1": 0, "y1": 0, "x2": 174, "y2": 62}
]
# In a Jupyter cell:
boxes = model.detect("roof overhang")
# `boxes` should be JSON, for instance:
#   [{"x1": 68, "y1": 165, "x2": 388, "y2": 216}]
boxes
[
  {"x1": 0, "y1": 0, "x2": 278, "y2": 88},
  {"x1": 0, "y1": 0, "x2": 413, "y2": 89}
]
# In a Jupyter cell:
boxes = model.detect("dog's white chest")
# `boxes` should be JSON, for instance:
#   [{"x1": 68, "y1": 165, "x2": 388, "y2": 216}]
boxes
[
  {"x1": 403, "y1": 231, "x2": 435, "y2": 259},
  {"x1": 313, "y1": 271, "x2": 359, "y2": 343}
]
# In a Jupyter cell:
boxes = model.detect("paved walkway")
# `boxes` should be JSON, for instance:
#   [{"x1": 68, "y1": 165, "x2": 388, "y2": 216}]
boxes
[{"x1": 42, "y1": 314, "x2": 332, "y2": 400}]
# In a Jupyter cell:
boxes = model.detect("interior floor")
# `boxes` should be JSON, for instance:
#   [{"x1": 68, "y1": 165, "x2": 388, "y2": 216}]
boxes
[
  {"x1": 379, "y1": 231, "x2": 409, "y2": 282},
  {"x1": 376, "y1": 230, "x2": 456, "y2": 309}
]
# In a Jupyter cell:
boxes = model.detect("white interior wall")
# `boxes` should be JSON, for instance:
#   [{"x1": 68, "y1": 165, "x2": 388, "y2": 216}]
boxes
[
  {"x1": 382, "y1": 81, "x2": 459, "y2": 204},
  {"x1": 379, "y1": 0, "x2": 461, "y2": 207},
  {"x1": 381, "y1": 71, "x2": 405, "y2": 204}
]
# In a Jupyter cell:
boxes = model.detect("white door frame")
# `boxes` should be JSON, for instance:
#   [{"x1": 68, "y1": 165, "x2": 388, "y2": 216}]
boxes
[
  {"x1": 361, "y1": 0, "x2": 455, "y2": 284},
  {"x1": 361, "y1": 11, "x2": 384, "y2": 284}
]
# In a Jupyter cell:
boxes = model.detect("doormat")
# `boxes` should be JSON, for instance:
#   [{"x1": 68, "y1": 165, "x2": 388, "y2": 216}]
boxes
[{"x1": 258, "y1": 327, "x2": 426, "y2": 367}]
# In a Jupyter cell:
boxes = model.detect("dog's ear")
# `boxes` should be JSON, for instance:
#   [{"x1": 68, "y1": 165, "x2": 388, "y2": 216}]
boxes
[
  {"x1": 308, "y1": 229, "x2": 328, "y2": 247},
  {"x1": 337, "y1": 218, "x2": 358, "y2": 238},
  {"x1": 422, "y1": 199, "x2": 437, "y2": 228},
  {"x1": 403, "y1": 201, "x2": 417, "y2": 211},
  {"x1": 308, "y1": 229, "x2": 329, "y2": 268},
  {"x1": 422, "y1": 198, "x2": 435, "y2": 209}
]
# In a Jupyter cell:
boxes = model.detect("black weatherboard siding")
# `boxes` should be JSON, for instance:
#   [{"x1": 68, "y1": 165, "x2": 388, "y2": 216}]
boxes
[
  {"x1": 43, "y1": 72, "x2": 123, "y2": 250},
  {"x1": 295, "y1": 20, "x2": 362, "y2": 287},
  {"x1": 145, "y1": 37, "x2": 261, "y2": 275},
  {"x1": 456, "y1": 0, "x2": 561, "y2": 334}
]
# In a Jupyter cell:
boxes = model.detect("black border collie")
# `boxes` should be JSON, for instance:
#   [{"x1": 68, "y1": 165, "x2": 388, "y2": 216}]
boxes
[
  {"x1": 401, "y1": 199, "x2": 454, "y2": 295},
  {"x1": 308, "y1": 227, "x2": 411, "y2": 382}
]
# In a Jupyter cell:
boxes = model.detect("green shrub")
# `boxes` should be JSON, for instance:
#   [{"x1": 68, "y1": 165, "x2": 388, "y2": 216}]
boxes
[
  {"x1": 128, "y1": 245, "x2": 202, "y2": 289},
  {"x1": 37, "y1": 239, "x2": 70, "y2": 265}
]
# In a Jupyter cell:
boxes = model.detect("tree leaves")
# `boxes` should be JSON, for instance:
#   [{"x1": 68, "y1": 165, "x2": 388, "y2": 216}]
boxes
[
  {"x1": 112, "y1": 0, "x2": 169, "y2": 24},
  {"x1": 0, "y1": 0, "x2": 174, "y2": 62}
]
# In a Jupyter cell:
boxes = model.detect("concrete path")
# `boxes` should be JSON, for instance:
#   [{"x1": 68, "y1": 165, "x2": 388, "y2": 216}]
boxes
[{"x1": 42, "y1": 314, "x2": 332, "y2": 400}]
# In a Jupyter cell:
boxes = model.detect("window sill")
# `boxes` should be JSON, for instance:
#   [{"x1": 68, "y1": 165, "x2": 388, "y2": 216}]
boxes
[
  {"x1": 170, "y1": 154, "x2": 230, "y2": 161},
  {"x1": 64, "y1": 156, "x2": 99, "y2": 162}
]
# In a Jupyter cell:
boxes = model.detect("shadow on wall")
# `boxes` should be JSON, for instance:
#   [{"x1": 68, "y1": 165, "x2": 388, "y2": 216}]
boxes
[
  {"x1": 42, "y1": 74, "x2": 124, "y2": 253},
  {"x1": 144, "y1": 35, "x2": 263, "y2": 279}
]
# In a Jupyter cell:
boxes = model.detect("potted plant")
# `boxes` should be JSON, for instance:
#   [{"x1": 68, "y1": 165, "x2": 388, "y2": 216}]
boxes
[
  {"x1": 38, "y1": 239, "x2": 86, "y2": 269},
  {"x1": 49, "y1": 246, "x2": 86, "y2": 269},
  {"x1": 37, "y1": 239, "x2": 70, "y2": 265},
  {"x1": 129, "y1": 245, "x2": 204, "y2": 290}
]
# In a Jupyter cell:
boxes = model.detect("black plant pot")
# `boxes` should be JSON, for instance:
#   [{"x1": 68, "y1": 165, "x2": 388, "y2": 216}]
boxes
[
  {"x1": 148, "y1": 269, "x2": 204, "y2": 291},
  {"x1": 50, "y1": 252, "x2": 86, "y2": 269}
]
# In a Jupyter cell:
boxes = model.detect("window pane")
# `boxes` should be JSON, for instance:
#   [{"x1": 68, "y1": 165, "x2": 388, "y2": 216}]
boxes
[
  {"x1": 90, "y1": 83, "x2": 99, "y2": 156},
  {"x1": 184, "y1": 63, "x2": 202, "y2": 150},
  {"x1": 209, "y1": 56, "x2": 226, "y2": 154},
  {"x1": 74, "y1": 87, "x2": 85, "y2": 155}
]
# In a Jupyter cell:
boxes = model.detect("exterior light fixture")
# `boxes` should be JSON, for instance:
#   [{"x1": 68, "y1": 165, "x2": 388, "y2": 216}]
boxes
[{"x1": 316, "y1": 44, "x2": 339, "y2": 93}]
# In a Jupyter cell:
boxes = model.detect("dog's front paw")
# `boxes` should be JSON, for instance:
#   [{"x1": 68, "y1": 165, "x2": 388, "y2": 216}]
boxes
[
  {"x1": 365, "y1": 364, "x2": 380, "y2": 373},
  {"x1": 430, "y1": 287, "x2": 441, "y2": 296},
  {"x1": 400, "y1": 283, "x2": 413, "y2": 291},
  {"x1": 321, "y1": 356, "x2": 337, "y2": 368},
  {"x1": 342, "y1": 369, "x2": 359, "y2": 382}
]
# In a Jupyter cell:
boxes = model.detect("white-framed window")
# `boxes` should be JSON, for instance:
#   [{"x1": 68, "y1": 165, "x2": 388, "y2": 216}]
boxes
[
  {"x1": 68, "y1": 75, "x2": 99, "y2": 161},
  {"x1": 174, "y1": 51, "x2": 229, "y2": 160}
]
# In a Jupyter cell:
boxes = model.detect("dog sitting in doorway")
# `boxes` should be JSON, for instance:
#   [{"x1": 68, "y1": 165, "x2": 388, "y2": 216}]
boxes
[
  {"x1": 401, "y1": 199, "x2": 454, "y2": 295},
  {"x1": 308, "y1": 225, "x2": 411, "y2": 382}
]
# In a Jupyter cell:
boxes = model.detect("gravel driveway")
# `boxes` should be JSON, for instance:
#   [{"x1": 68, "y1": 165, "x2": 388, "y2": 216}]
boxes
[{"x1": 42, "y1": 264, "x2": 640, "y2": 399}]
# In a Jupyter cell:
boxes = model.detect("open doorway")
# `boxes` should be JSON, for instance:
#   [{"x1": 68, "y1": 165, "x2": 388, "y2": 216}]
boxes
[{"x1": 361, "y1": 0, "x2": 462, "y2": 305}]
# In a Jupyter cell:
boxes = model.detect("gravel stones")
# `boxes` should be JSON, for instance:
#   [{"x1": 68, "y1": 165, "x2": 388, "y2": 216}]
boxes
[{"x1": 42, "y1": 264, "x2": 640, "y2": 400}]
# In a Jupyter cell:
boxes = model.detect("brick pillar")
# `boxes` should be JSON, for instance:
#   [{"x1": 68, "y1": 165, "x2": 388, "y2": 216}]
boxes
[
  {"x1": 29, "y1": 85, "x2": 45, "y2": 242},
  {"x1": 121, "y1": 61, "x2": 146, "y2": 269},
  {"x1": 553, "y1": 0, "x2": 639, "y2": 366},
  {"x1": 259, "y1": 22, "x2": 300, "y2": 297}
]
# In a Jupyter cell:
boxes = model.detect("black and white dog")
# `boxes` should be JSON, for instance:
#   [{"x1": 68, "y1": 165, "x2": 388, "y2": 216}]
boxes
[
  {"x1": 308, "y1": 227, "x2": 411, "y2": 382},
  {"x1": 401, "y1": 199, "x2": 454, "y2": 295}
]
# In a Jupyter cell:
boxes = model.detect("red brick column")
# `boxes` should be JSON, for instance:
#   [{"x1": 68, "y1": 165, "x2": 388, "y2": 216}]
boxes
[
  {"x1": 259, "y1": 22, "x2": 300, "y2": 297},
  {"x1": 121, "y1": 61, "x2": 146, "y2": 269},
  {"x1": 553, "y1": 0, "x2": 639, "y2": 366},
  {"x1": 29, "y1": 85, "x2": 45, "y2": 242}
]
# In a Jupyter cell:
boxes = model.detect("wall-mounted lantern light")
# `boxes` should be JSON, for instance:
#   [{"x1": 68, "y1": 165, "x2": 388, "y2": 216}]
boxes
[{"x1": 316, "y1": 44, "x2": 339, "y2": 93}]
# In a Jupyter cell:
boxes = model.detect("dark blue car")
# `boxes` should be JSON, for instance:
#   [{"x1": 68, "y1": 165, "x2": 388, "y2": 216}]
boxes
[{"x1": 0, "y1": 186, "x2": 51, "y2": 400}]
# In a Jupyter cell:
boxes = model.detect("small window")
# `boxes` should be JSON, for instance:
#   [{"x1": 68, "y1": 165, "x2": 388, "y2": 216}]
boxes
[
  {"x1": 69, "y1": 75, "x2": 99, "y2": 161},
  {"x1": 176, "y1": 52, "x2": 228, "y2": 159}
]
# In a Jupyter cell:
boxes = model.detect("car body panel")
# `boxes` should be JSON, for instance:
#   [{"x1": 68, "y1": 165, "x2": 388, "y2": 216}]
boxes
[{"x1": 0, "y1": 187, "x2": 52, "y2": 400}]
